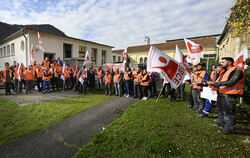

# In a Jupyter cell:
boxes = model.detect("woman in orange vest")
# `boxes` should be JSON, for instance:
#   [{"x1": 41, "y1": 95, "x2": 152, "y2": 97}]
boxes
[
  {"x1": 96, "y1": 66, "x2": 104, "y2": 90},
  {"x1": 123, "y1": 67, "x2": 132, "y2": 97},
  {"x1": 104, "y1": 70, "x2": 112, "y2": 96},
  {"x1": 36, "y1": 64, "x2": 44, "y2": 92},
  {"x1": 24, "y1": 66, "x2": 34, "y2": 94},
  {"x1": 140, "y1": 69, "x2": 151, "y2": 100},
  {"x1": 64, "y1": 66, "x2": 71, "y2": 90},
  {"x1": 113, "y1": 69, "x2": 122, "y2": 96},
  {"x1": 133, "y1": 68, "x2": 142, "y2": 99},
  {"x1": 2, "y1": 62, "x2": 13, "y2": 95},
  {"x1": 208, "y1": 57, "x2": 244, "y2": 134},
  {"x1": 42, "y1": 66, "x2": 51, "y2": 94}
]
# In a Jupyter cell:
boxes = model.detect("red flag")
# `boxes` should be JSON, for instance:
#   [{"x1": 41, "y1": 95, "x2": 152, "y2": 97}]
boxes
[
  {"x1": 122, "y1": 48, "x2": 127, "y2": 64},
  {"x1": 147, "y1": 46, "x2": 185, "y2": 89},
  {"x1": 30, "y1": 44, "x2": 34, "y2": 65},
  {"x1": 184, "y1": 38, "x2": 203, "y2": 58},
  {"x1": 83, "y1": 50, "x2": 90, "y2": 65},
  {"x1": 234, "y1": 47, "x2": 248, "y2": 69}
]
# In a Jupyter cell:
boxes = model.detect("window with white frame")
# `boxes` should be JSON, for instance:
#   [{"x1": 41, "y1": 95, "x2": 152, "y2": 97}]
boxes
[
  {"x1": 7, "y1": 45, "x2": 10, "y2": 56},
  {"x1": 3, "y1": 46, "x2": 6, "y2": 57},
  {"x1": 0, "y1": 48, "x2": 2, "y2": 57},
  {"x1": 11, "y1": 43, "x2": 15, "y2": 55}
]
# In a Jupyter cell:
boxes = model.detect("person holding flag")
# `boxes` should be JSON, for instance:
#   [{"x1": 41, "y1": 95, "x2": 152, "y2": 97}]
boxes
[
  {"x1": 140, "y1": 69, "x2": 151, "y2": 100},
  {"x1": 77, "y1": 66, "x2": 88, "y2": 94},
  {"x1": 191, "y1": 62, "x2": 209, "y2": 113},
  {"x1": 208, "y1": 57, "x2": 244, "y2": 134}
]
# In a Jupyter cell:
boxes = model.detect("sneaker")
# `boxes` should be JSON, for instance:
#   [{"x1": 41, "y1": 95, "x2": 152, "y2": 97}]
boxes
[
  {"x1": 144, "y1": 97, "x2": 148, "y2": 100},
  {"x1": 124, "y1": 94, "x2": 127, "y2": 97},
  {"x1": 197, "y1": 114, "x2": 207, "y2": 118},
  {"x1": 209, "y1": 123, "x2": 223, "y2": 128},
  {"x1": 218, "y1": 129, "x2": 232, "y2": 135},
  {"x1": 141, "y1": 97, "x2": 145, "y2": 100},
  {"x1": 126, "y1": 95, "x2": 130, "y2": 98}
]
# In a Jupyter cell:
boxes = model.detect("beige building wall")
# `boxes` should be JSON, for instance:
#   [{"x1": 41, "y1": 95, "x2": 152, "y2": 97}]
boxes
[
  {"x1": 128, "y1": 46, "x2": 217, "y2": 64},
  {"x1": 218, "y1": 33, "x2": 250, "y2": 60}
]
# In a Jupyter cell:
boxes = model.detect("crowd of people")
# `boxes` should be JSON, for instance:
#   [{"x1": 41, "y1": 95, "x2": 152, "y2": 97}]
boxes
[{"x1": 0, "y1": 56, "x2": 245, "y2": 134}]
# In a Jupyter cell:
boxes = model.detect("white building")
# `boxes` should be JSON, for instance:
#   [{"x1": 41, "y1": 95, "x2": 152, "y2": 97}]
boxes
[{"x1": 0, "y1": 22, "x2": 115, "y2": 69}]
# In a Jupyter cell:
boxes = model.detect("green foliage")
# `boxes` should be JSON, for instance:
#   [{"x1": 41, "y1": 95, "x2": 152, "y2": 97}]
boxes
[
  {"x1": 0, "y1": 92, "x2": 113, "y2": 147},
  {"x1": 75, "y1": 94, "x2": 249, "y2": 158},
  {"x1": 227, "y1": 0, "x2": 249, "y2": 37}
]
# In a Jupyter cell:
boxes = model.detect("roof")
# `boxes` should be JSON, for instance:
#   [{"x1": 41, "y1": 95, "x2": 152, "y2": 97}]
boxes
[
  {"x1": 112, "y1": 50, "x2": 124, "y2": 54},
  {"x1": 113, "y1": 35, "x2": 219, "y2": 53},
  {"x1": 0, "y1": 21, "x2": 113, "y2": 48}
]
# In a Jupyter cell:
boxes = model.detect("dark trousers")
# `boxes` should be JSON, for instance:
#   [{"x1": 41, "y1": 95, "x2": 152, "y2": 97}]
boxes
[
  {"x1": 142, "y1": 86, "x2": 149, "y2": 97},
  {"x1": 51, "y1": 77, "x2": 59, "y2": 91},
  {"x1": 151, "y1": 81, "x2": 157, "y2": 97},
  {"x1": 78, "y1": 81, "x2": 88, "y2": 94},
  {"x1": 177, "y1": 83, "x2": 185, "y2": 100},
  {"x1": 189, "y1": 87, "x2": 194, "y2": 108},
  {"x1": 89, "y1": 76, "x2": 95, "y2": 89},
  {"x1": 162, "y1": 83, "x2": 176, "y2": 101},
  {"x1": 25, "y1": 80, "x2": 33, "y2": 94},
  {"x1": 37, "y1": 77, "x2": 43, "y2": 92},
  {"x1": 125, "y1": 80, "x2": 131, "y2": 95},
  {"x1": 217, "y1": 94, "x2": 237, "y2": 132},
  {"x1": 4, "y1": 82, "x2": 11, "y2": 95},
  {"x1": 105, "y1": 83, "x2": 111, "y2": 95},
  {"x1": 133, "y1": 82, "x2": 142, "y2": 98}
]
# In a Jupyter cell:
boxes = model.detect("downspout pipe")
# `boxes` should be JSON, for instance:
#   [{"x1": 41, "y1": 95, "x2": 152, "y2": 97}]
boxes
[{"x1": 22, "y1": 28, "x2": 28, "y2": 67}]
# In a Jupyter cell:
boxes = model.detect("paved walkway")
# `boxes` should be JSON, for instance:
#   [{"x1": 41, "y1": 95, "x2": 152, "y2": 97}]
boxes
[
  {"x1": 0, "y1": 90, "x2": 80, "y2": 106},
  {"x1": 0, "y1": 96, "x2": 138, "y2": 158}
]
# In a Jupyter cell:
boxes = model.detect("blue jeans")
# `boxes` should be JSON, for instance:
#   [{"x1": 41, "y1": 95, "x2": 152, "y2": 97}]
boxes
[
  {"x1": 97, "y1": 77, "x2": 103, "y2": 90},
  {"x1": 114, "y1": 83, "x2": 121, "y2": 96},
  {"x1": 125, "y1": 80, "x2": 131, "y2": 95},
  {"x1": 43, "y1": 80, "x2": 50, "y2": 93}
]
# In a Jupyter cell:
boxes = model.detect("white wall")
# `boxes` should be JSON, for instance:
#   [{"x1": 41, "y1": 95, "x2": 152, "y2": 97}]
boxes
[{"x1": 0, "y1": 34, "x2": 28, "y2": 70}]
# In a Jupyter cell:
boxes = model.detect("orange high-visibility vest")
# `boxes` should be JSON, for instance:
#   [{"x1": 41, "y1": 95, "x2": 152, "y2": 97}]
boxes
[
  {"x1": 43, "y1": 71, "x2": 51, "y2": 81},
  {"x1": 25, "y1": 70, "x2": 34, "y2": 80},
  {"x1": 65, "y1": 70, "x2": 71, "y2": 78},
  {"x1": 113, "y1": 72, "x2": 121, "y2": 83},
  {"x1": 193, "y1": 70, "x2": 206, "y2": 90},
  {"x1": 50, "y1": 68, "x2": 58, "y2": 77},
  {"x1": 14, "y1": 67, "x2": 19, "y2": 79},
  {"x1": 36, "y1": 68, "x2": 44, "y2": 78},
  {"x1": 124, "y1": 71, "x2": 131, "y2": 80},
  {"x1": 210, "y1": 71, "x2": 215, "y2": 81},
  {"x1": 43, "y1": 61, "x2": 50, "y2": 68},
  {"x1": 141, "y1": 73, "x2": 150, "y2": 86},
  {"x1": 58, "y1": 66, "x2": 63, "y2": 75},
  {"x1": 104, "y1": 73, "x2": 112, "y2": 84},
  {"x1": 97, "y1": 70, "x2": 103, "y2": 78},
  {"x1": 2, "y1": 70, "x2": 12, "y2": 83},
  {"x1": 216, "y1": 66, "x2": 244, "y2": 94},
  {"x1": 134, "y1": 72, "x2": 142, "y2": 83}
]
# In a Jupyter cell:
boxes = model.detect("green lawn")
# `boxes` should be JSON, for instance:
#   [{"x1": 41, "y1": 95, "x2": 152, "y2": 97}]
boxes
[
  {"x1": 75, "y1": 97, "x2": 249, "y2": 158},
  {"x1": 0, "y1": 91, "x2": 113, "y2": 147}
]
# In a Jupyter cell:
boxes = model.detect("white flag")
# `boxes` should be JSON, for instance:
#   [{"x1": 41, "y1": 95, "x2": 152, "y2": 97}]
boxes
[
  {"x1": 61, "y1": 62, "x2": 65, "y2": 80},
  {"x1": 122, "y1": 48, "x2": 127, "y2": 64},
  {"x1": 78, "y1": 68, "x2": 88, "y2": 84},
  {"x1": 83, "y1": 50, "x2": 90, "y2": 65},
  {"x1": 234, "y1": 46, "x2": 248, "y2": 69},
  {"x1": 147, "y1": 46, "x2": 185, "y2": 89},
  {"x1": 37, "y1": 32, "x2": 45, "y2": 52},
  {"x1": 30, "y1": 44, "x2": 34, "y2": 65},
  {"x1": 176, "y1": 45, "x2": 192, "y2": 77},
  {"x1": 184, "y1": 38, "x2": 203, "y2": 58},
  {"x1": 17, "y1": 64, "x2": 21, "y2": 81}
]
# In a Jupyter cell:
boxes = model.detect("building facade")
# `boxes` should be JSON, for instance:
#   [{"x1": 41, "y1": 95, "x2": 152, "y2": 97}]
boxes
[
  {"x1": 113, "y1": 34, "x2": 220, "y2": 69},
  {"x1": 0, "y1": 23, "x2": 113, "y2": 69},
  {"x1": 217, "y1": 24, "x2": 250, "y2": 60}
]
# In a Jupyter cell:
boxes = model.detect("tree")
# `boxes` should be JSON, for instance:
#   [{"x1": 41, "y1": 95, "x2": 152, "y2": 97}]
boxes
[{"x1": 226, "y1": 0, "x2": 249, "y2": 37}]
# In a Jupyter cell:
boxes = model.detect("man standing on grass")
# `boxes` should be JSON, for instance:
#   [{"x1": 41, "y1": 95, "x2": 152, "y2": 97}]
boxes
[
  {"x1": 96, "y1": 66, "x2": 104, "y2": 90},
  {"x1": 208, "y1": 57, "x2": 244, "y2": 134},
  {"x1": 2, "y1": 62, "x2": 13, "y2": 95},
  {"x1": 104, "y1": 69, "x2": 112, "y2": 96},
  {"x1": 24, "y1": 65, "x2": 35, "y2": 94},
  {"x1": 42, "y1": 66, "x2": 51, "y2": 94}
]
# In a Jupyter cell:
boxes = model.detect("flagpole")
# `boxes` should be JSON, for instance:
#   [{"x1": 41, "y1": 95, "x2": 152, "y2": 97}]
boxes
[{"x1": 155, "y1": 86, "x2": 164, "y2": 103}]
